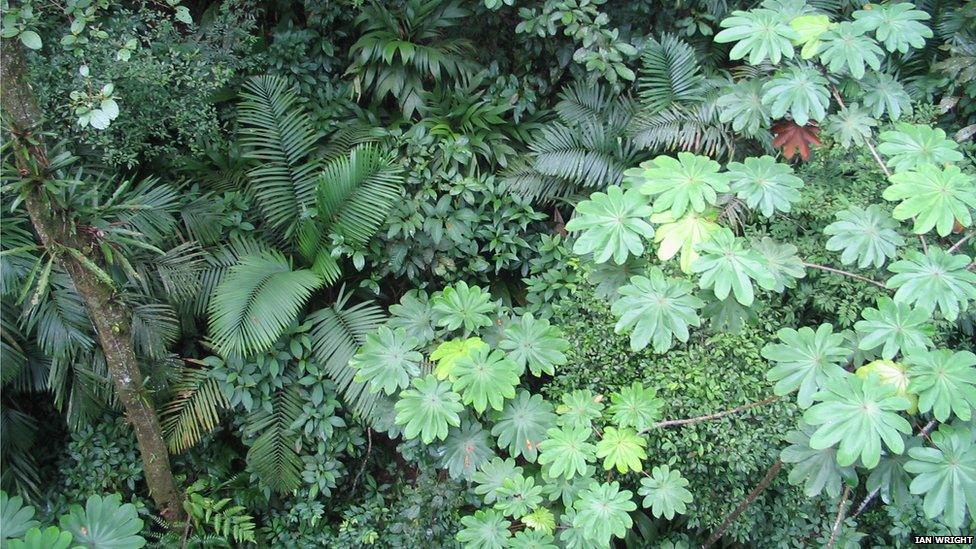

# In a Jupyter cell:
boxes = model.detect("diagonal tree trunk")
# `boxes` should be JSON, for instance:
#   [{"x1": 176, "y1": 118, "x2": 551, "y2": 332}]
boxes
[{"x1": 1, "y1": 39, "x2": 185, "y2": 521}]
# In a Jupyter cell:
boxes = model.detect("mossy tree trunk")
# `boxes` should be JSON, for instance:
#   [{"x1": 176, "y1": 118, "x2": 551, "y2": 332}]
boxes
[{"x1": 1, "y1": 39, "x2": 185, "y2": 522}]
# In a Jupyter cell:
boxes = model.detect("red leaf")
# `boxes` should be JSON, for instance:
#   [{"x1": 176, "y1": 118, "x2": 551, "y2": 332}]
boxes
[{"x1": 771, "y1": 120, "x2": 822, "y2": 161}]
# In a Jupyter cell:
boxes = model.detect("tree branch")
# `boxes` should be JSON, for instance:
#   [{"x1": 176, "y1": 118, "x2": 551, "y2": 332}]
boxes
[
  {"x1": 703, "y1": 459, "x2": 783, "y2": 548},
  {"x1": 644, "y1": 395, "x2": 779, "y2": 433},
  {"x1": 827, "y1": 486, "x2": 852, "y2": 548},
  {"x1": 802, "y1": 262, "x2": 888, "y2": 289}
]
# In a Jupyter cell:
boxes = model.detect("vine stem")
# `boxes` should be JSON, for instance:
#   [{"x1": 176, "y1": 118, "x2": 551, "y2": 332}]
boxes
[
  {"x1": 851, "y1": 419, "x2": 938, "y2": 517},
  {"x1": 703, "y1": 459, "x2": 783, "y2": 548},
  {"x1": 642, "y1": 395, "x2": 779, "y2": 433},
  {"x1": 827, "y1": 486, "x2": 852, "y2": 549},
  {"x1": 802, "y1": 262, "x2": 888, "y2": 289},
  {"x1": 948, "y1": 231, "x2": 974, "y2": 254}
]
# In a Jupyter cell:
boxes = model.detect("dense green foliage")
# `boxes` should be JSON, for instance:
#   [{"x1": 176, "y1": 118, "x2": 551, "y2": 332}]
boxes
[{"x1": 2, "y1": 0, "x2": 975, "y2": 546}]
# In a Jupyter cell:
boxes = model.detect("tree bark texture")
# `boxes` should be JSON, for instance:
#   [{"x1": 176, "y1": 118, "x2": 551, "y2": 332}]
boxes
[{"x1": 1, "y1": 39, "x2": 185, "y2": 521}]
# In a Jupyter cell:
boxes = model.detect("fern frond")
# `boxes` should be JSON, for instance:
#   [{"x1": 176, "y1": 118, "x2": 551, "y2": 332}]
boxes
[
  {"x1": 154, "y1": 242, "x2": 207, "y2": 305},
  {"x1": 237, "y1": 76, "x2": 322, "y2": 237},
  {"x1": 307, "y1": 290, "x2": 387, "y2": 421},
  {"x1": 638, "y1": 34, "x2": 705, "y2": 113},
  {"x1": 207, "y1": 251, "x2": 322, "y2": 358},
  {"x1": 502, "y1": 159, "x2": 574, "y2": 203},
  {"x1": 161, "y1": 366, "x2": 228, "y2": 454},
  {"x1": 628, "y1": 96, "x2": 735, "y2": 159},
  {"x1": 131, "y1": 302, "x2": 179, "y2": 359},
  {"x1": 244, "y1": 386, "x2": 302, "y2": 493},
  {"x1": 530, "y1": 120, "x2": 640, "y2": 188}
]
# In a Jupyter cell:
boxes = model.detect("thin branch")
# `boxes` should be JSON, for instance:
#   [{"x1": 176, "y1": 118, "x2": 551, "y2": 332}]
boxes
[
  {"x1": 948, "y1": 231, "x2": 974, "y2": 254},
  {"x1": 703, "y1": 459, "x2": 783, "y2": 548},
  {"x1": 644, "y1": 395, "x2": 779, "y2": 433},
  {"x1": 829, "y1": 84, "x2": 927, "y2": 253},
  {"x1": 827, "y1": 486, "x2": 852, "y2": 549},
  {"x1": 802, "y1": 262, "x2": 888, "y2": 289}
]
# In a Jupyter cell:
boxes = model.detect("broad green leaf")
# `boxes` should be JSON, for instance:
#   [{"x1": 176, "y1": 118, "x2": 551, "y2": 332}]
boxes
[
  {"x1": 430, "y1": 337, "x2": 488, "y2": 380},
  {"x1": 715, "y1": 9, "x2": 799, "y2": 65},
  {"x1": 571, "y1": 482, "x2": 637, "y2": 546},
  {"x1": 727, "y1": 155, "x2": 804, "y2": 217},
  {"x1": 716, "y1": 79, "x2": 771, "y2": 135},
  {"x1": 611, "y1": 269, "x2": 703, "y2": 353},
  {"x1": 431, "y1": 281, "x2": 497, "y2": 335},
  {"x1": 638, "y1": 465, "x2": 693, "y2": 520},
  {"x1": 565, "y1": 186, "x2": 655, "y2": 265},
  {"x1": 905, "y1": 424, "x2": 976, "y2": 528},
  {"x1": 537, "y1": 426, "x2": 597, "y2": 480},
  {"x1": 781, "y1": 425, "x2": 858, "y2": 497},
  {"x1": 595, "y1": 427, "x2": 647, "y2": 473},
  {"x1": 804, "y1": 373, "x2": 913, "y2": 468},
  {"x1": 860, "y1": 72, "x2": 912, "y2": 120},
  {"x1": 498, "y1": 314, "x2": 569, "y2": 377},
  {"x1": 855, "y1": 360, "x2": 915, "y2": 412},
  {"x1": 867, "y1": 436, "x2": 920, "y2": 505},
  {"x1": 491, "y1": 390, "x2": 556, "y2": 462},
  {"x1": 588, "y1": 257, "x2": 649, "y2": 300},
  {"x1": 456, "y1": 510, "x2": 511, "y2": 549},
  {"x1": 59, "y1": 494, "x2": 146, "y2": 549},
  {"x1": 692, "y1": 228, "x2": 777, "y2": 306},
  {"x1": 763, "y1": 324, "x2": 850, "y2": 408},
  {"x1": 627, "y1": 153, "x2": 730, "y2": 218},
  {"x1": 761, "y1": 64, "x2": 830, "y2": 126},
  {"x1": 452, "y1": 347, "x2": 520, "y2": 413},
  {"x1": 495, "y1": 473, "x2": 544, "y2": 519},
  {"x1": 852, "y1": 2, "x2": 932, "y2": 54},
  {"x1": 608, "y1": 382, "x2": 664, "y2": 431},
  {"x1": 542, "y1": 469, "x2": 597, "y2": 509},
  {"x1": 7, "y1": 527, "x2": 73, "y2": 549},
  {"x1": 824, "y1": 205, "x2": 904, "y2": 269},
  {"x1": 473, "y1": 457, "x2": 523, "y2": 505},
  {"x1": 394, "y1": 375, "x2": 463, "y2": 444},
  {"x1": 651, "y1": 211, "x2": 721, "y2": 274},
  {"x1": 350, "y1": 326, "x2": 422, "y2": 395},
  {"x1": 510, "y1": 530, "x2": 557, "y2": 549},
  {"x1": 886, "y1": 250, "x2": 976, "y2": 321},
  {"x1": 907, "y1": 350, "x2": 976, "y2": 422},
  {"x1": 790, "y1": 14, "x2": 833, "y2": 59},
  {"x1": 388, "y1": 290, "x2": 436, "y2": 345},
  {"x1": 440, "y1": 419, "x2": 494, "y2": 480},
  {"x1": 825, "y1": 104, "x2": 878, "y2": 148},
  {"x1": 818, "y1": 22, "x2": 883, "y2": 79},
  {"x1": 521, "y1": 508, "x2": 556, "y2": 535},
  {"x1": 878, "y1": 123, "x2": 964, "y2": 173},
  {"x1": 854, "y1": 297, "x2": 934, "y2": 359},
  {"x1": 555, "y1": 390, "x2": 605, "y2": 430},
  {"x1": 752, "y1": 238, "x2": 806, "y2": 292},
  {"x1": 701, "y1": 291, "x2": 758, "y2": 334},
  {"x1": 1, "y1": 492, "x2": 38, "y2": 541},
  {"x1": 18, "y1": 31, "x2": 42, "y2": 50}
]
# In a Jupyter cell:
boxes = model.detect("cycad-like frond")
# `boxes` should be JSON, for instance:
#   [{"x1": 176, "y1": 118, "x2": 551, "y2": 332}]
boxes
[
  {"x1": 107, "y1": 177, "x2": 180, "y2": 245},
  {"x1": 161, "y1": 365, "x2": 228, "y2": 454},
  {"x1": 130, "y1": 302, "x2": 179, "y2": 360},
  {"x1": 0, "y1": 406, "x2": 40, "y2": 500},
  {"x1": 193, "y1": 237, "x2": 270, "y2": 317},
  {"x1": 320, "y1": 145, "x2": 403, "y2": 247},
  {"x1": 237, "y1": 76, "x2": 322, "y2": 236},
  {"x1": 306, "y1": 291, "x2": 386, "y2": 421},
  {"x1": 23, "y1": 270, "x2": 93, "y2": 359},
  {"x1": 153, "y1": 242, "x2": 207, "y2": 305},
  {"x1": 530, "y1": 120, "x2": 640, "y2": 189},
  {"x1": 628, "y1": 95, "x2": 735, "y2": 159},
  {"x1": 502, "y1": 159, "x2": 574, "y2": 203},
  {"x1": 207, "y1": 251, "x2": 323, "y2": 358},
  {"x1": 244, "y1": 386, "x2": 302, "y2": 494},
  {"x1": 638, "y1": 34, "x2": 705, "y2": 113}
]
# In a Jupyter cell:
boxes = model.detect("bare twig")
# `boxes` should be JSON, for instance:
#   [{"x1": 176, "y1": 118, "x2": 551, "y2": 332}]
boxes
[
  {"x1": 703, "y1": 459, "x2": 784, "y2": 548},
  {"x1": 948, "y1": 231, "x2": 974, "y2": 254},
  {"x1": 827, "y1": 486, "x2": 852, "y2": 548},
  {"x1": 642, "y1": 395, "x2": 779, "y2": 433},
  {"x1": 802, "y1": 262, "x2": 888, "y2": 289}
]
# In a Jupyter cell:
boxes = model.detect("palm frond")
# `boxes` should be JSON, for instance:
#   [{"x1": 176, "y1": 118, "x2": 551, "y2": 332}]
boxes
[
  {"x1": 628, "y1": 95, "x2": 735, "y2": 159},
  {"x1": 161, "y1": 365, "x2": 228, "y2": 454},
  {"x1": 502, "y1": 159, "x2": 575, "y2": 203},
  {"x1": 638, "y1": 34, "x2": 705, "y2": 113},
  {"x1": 0, "y1": 405, "x2": 40, "y2": 500},
  {"x1": 306, "y1": 290, "x2": 386, "y2": 421},
  {"x1": 154, "y1": 242, "x2": 208, "y2": 305},
  {"x1": 530, "y1": 120, "x2": 640, "y2": 189},
  {"x1": 193, "y1": 237, "x2": 270, "y2": 317},
  {"x1": 23, "y1": 270, "x2": 93, "y2": 359},
  {"x1": 131, "y1": 302, "x2": 179, "y2": 360},
  {"x1": 207, "y1": 251, "x2": 322, "y2": 359},
  {"x1": 244, "y1": 386, "x2": 302, "y2": 493},
  {"x1": 237, "y1": 75, "x2": 322, "y2": 237}
]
